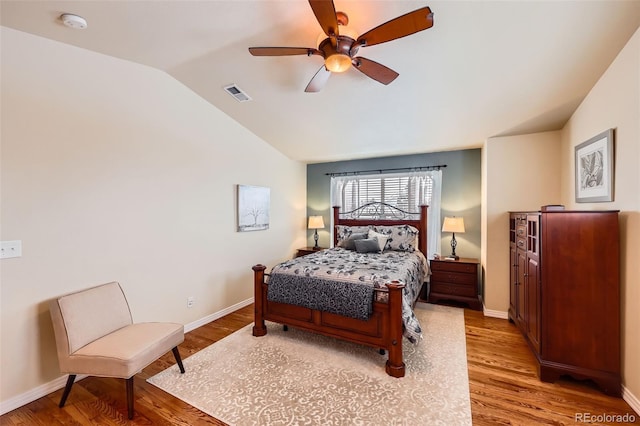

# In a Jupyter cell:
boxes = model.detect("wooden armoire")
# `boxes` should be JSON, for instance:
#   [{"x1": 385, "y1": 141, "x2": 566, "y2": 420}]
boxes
[{"x1": 508, "y1": 208, "x2": 620, "y2": 396}]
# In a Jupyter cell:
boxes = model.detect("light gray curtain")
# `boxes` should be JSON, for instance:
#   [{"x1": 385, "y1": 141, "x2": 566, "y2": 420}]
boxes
[{"x1": 420, "y1": 170, "x2": 442, "y2": 260}]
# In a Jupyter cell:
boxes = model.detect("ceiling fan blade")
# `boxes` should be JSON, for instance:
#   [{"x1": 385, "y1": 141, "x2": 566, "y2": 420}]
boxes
[
  {"x1": 305, "y1": 66, "x2": 331, "y2": 92},
  {"x1": 356, "y1": 7, "x2": 434, "y2": 48},
  {"x1": 352, "y1": 57, "x2": 399, "y2": 85},
  {"x1": 249, "y1": 47, "x2": 321, "y2": 56},
  {"x1": 309, "y1": 0, "x2": 339, "y2": 37}
]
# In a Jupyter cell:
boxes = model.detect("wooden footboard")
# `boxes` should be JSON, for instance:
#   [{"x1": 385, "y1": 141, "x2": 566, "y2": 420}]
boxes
[{"x1": 252, "y1": 264, "x2": 406, "y2": 378}]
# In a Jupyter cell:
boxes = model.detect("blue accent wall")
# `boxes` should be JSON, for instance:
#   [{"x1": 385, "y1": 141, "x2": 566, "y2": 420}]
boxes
[{"x1": 306, "y1": 149, "x2": 481, "y2": 260}]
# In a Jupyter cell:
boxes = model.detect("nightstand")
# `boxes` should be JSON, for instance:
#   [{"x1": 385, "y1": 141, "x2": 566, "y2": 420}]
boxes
[
  {"x1": 295, "y1": 247, "x2": 325, "y2": 258},
  {"x1": 429, "y1": 258, "x2": 481, "y2": 310}
]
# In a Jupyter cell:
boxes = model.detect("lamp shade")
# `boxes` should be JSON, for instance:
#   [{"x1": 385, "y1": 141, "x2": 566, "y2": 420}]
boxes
[
  {"x1": 308, "y1": 216, "x2": 325, "y2": 230},
  {"x1": 442, "y1": 217, "x2": 465, "y2": 233}
]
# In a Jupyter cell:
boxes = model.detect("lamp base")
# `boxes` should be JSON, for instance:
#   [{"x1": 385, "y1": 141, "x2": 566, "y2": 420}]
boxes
[{"x1": 449, "y1": 233, "x2": 459, "y2": 260}]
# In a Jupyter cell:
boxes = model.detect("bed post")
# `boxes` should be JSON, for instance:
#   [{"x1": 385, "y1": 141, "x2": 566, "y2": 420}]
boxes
[
  {"x1": 252, "y1": 264, "x2": 267, "y2": 337},
  {"x1": 419, "y1": 205, "x2": 428, "y2": 256},
  {"x1": 385, "y1": 281, "x2": 406, "y2": 378}
]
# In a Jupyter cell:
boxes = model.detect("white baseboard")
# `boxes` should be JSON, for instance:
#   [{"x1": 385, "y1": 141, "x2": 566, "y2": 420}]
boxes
[
  {"x1": 0, "y1": 374, "x2": 87, "y2": 416},
  {"x1": 483, "y1": 307, "x2": 509, "y2": 319},
  {"x1": 0, "y1": 297, "x2": 254, "y2": 416},
  {"x1": 623, "y1": 385, "x2": 640, "y2": 416},
  {"x1": 184, "y1": 297, "x2": 253, "y2": 333}
]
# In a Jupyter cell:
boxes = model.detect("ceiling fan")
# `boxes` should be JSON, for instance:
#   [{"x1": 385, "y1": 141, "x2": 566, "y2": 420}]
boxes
[{"x1": 248, "y1": 1, "x2": 434, "y2": 93}]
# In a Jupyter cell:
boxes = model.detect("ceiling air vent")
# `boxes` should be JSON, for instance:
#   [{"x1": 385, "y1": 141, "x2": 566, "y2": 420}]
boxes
[{"x1": 224, "y1": 84, "x2": 252, "y2": 102}]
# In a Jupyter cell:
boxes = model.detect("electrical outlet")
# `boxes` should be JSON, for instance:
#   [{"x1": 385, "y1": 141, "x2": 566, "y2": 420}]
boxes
[{"x1": 187, "y1": 296, "x2": 195, "y2": 308}]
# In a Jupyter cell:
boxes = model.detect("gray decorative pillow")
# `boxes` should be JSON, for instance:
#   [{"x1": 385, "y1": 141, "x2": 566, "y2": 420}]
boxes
[
  {"x1": 335, "y1": 225, "x2": 372, "y2": 245},
  {"x1": 338, "y1": 233, "x2": 368, "y2": 250},
  {"x1": 355, "y1": 238, "x2": 380, "y2": 253}
]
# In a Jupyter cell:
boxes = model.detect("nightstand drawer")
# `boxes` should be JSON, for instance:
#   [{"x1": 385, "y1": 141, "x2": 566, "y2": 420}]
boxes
[
  {"x1": 431, "y1": 271, "x2": 476, "y2": 286},
  {"x1": 296, "y1": 247, "x2": 325, "y2": 258},
  {"x1": 430, "y1": 261, "x2": 477, "y2": 274},
  {"x1": 431, "y1": 282, "x2": 476, "y2": 297}
]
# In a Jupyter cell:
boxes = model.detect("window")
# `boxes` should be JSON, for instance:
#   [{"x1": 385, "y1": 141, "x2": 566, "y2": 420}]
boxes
[
  {"x1": 341, "y1": 175, "x2": 434, "y2": 216},
  {"x1": 330, "y1": 170, "x2": 442, "y2": 258}
]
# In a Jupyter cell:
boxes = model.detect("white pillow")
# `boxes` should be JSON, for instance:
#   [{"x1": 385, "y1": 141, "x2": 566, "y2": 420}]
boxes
[{"x1": 368, "y1": 230, "x2": 389, "y2": 253}]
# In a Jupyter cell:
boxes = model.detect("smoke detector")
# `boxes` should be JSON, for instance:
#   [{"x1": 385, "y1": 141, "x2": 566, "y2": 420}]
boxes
[{"x1": 61, "y1": 14, "x2": 87, "y2": 29}]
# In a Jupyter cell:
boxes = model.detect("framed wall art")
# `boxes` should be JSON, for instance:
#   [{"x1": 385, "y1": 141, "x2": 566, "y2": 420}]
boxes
[
  {"x1": 237, "y1": 185, "x2": 270, "y2": 232},
  {"x1": 575, "y1": 129, "x2": 614, "y2": 203}
]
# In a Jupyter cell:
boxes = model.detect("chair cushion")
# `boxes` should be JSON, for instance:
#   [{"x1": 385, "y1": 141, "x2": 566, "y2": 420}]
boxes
[
  {"x1": 66, "y1": 322, "x2": 184, "y2": 378},
  {"x1": 57, "y1": 282, "x2": 133, "y2": 354}
]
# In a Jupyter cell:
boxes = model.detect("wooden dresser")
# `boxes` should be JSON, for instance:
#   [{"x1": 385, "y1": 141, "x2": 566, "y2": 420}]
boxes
[
  {"x1": 428, "y1": 258, "x2": 481, "y2": 310},
  {"x1": 509, "y1": 209, "x2": 620, "y2": 396}
]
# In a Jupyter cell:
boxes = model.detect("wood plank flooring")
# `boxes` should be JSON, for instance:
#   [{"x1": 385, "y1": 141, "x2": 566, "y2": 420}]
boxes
[
  {"x1": 2, "y1": 305, "x2": 637, "y2": 425},
  {"x1": 464, "y1": 309, "x2": 638, "y2": 425}
]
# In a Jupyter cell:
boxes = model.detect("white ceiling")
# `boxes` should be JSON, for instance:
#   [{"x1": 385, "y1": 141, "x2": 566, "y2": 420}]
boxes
[{"x1": 2, "y1": 1, "x2": 639, "y2": 163}]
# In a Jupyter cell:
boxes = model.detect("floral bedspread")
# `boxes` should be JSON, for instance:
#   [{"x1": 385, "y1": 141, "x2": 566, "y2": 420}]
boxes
[{"x1": 266, "y1": 248, "x2": 429, "y2": 343}]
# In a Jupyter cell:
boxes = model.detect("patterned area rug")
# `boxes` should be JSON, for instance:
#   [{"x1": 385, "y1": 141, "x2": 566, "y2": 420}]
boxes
[{"x1": 147, "y1": 303, "x2": 471, "y2": 425}]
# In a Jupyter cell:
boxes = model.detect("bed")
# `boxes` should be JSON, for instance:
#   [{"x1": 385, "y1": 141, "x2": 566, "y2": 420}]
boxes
[{"x1": 252, "y1": 203, "x2": 429, "y2": 377}]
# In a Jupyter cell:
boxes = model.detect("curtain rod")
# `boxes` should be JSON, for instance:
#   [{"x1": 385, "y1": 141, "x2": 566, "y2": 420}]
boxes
[{"x1": 325, "y1": 164, "x2": 447, "y2": 177}]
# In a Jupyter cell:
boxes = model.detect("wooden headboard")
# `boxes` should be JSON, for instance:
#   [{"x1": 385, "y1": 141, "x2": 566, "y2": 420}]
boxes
[{"x1": 332, "y1": 203, "x2": 428, "y2": 255}]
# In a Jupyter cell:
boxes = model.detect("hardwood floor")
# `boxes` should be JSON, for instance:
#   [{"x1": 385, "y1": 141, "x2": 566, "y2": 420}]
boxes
[
  {"x1": 464, "y1": 310, "x2": 638, "y2": 425},
  {"x1": 2, "y1": 305, "x2": 637, "y2": 425}
]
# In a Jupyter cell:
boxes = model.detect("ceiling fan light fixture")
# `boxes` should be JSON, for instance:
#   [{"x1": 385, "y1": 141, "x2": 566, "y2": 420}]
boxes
[{"x1": 325, "y1": 53, "x2": 351, "y2": 73}]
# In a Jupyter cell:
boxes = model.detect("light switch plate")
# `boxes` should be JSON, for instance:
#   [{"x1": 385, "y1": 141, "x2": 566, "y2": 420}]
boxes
[{"x1": 1, "y1": 240, "x2": 22, "y2": 259}]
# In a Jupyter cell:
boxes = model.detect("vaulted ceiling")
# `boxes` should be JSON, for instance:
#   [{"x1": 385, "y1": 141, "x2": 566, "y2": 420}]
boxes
[{"x1": 2, "y1": 1, "x2": 639, "y2": 163}]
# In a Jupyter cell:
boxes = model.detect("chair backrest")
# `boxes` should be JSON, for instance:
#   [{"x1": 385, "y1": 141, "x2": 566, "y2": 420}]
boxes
[{"x1": 50, "y1": 282, "x2": 133, "y2": 357}]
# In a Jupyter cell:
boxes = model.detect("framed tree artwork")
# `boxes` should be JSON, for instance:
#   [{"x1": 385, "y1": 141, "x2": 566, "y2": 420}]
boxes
[
  {"x1": 575, "y1": 129, "x2": 614, "y2": 203},
  {"x1": 237, "y1": 185, "x2": 270, "y2": 231}
]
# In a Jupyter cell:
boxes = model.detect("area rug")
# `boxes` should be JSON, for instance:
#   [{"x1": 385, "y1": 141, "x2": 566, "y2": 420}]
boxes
[{"x1": 147, "y1": 303, "x2": 471, "y2": 425}]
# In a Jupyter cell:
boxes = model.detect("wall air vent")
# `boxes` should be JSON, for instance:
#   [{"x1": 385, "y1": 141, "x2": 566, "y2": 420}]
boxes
[{"x1": 223, "y1": 84, "x2": 252, "y2": 102}]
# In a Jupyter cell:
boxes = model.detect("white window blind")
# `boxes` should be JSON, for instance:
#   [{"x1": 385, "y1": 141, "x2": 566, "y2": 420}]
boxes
[{"x1": 338, "y1": 173, "x2": 434, "y2": 216}]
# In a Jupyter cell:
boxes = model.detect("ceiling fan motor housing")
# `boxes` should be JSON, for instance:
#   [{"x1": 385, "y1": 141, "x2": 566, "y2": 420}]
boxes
[{"x1": 318, "y1": 35, "x2": 358, "y2": 58}]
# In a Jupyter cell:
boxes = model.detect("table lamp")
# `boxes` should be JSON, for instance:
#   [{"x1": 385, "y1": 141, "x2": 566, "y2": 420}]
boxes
[
  {"x1": 308, "y1": 216, "x2": 325, "y2": 249},
  {"x1": 442, "y1": 216, "x2": 465, "y2": 259}
]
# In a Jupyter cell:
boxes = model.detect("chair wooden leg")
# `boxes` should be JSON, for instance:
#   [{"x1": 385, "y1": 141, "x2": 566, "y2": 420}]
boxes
[
  {"x1": 59, "y1": 374, "x2": 76, "y2": 407},
  {"x1": 172, "y1": 347, "x2": 185, "y2": 374},
  {"x1": 126, "y1": 377, "x2": 134, "y2": 419}
]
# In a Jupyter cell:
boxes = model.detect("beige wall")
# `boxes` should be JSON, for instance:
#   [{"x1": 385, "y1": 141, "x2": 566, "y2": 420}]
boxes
[
  {"x1": 560, "y1": 27, "x2": 640, "y2": 404},
  {"x1": 0, "y1": 28, "x2": 306, "y2": 404},
  {"x1": 482, "y1": 131, "x2": 561, "y2": 311},
  {"x1": 483, "y1": 27, "x2": 639, "y2": 403}
]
